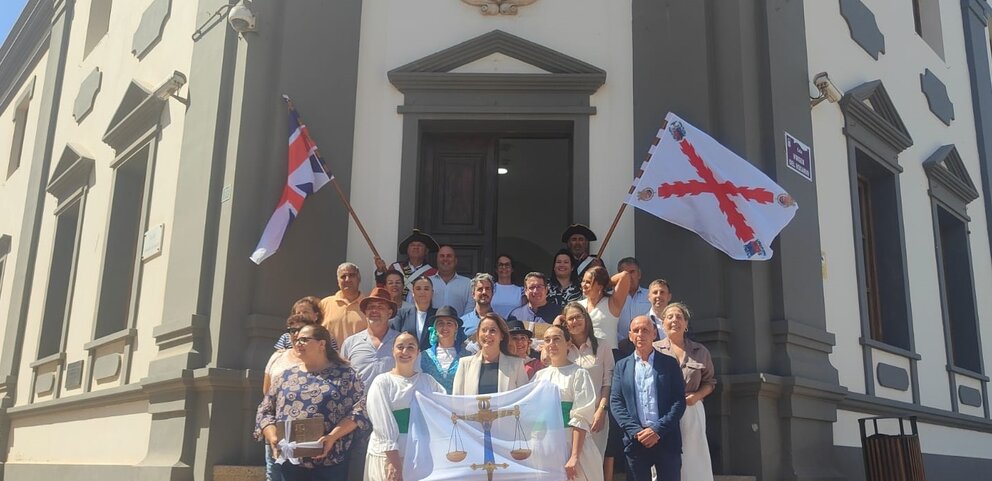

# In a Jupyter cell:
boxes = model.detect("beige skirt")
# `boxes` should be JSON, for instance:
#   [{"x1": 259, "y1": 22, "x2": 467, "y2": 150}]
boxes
[{"x1": 363, "y1": 451, "x2": 391, "y2": 481}]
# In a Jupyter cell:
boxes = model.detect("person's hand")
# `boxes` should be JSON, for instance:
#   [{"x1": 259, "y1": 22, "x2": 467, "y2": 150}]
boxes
[
  {"x1": 686, "y1": 392, "x2": 701, "y2": 406},
  {"x1": 564, "y1": 454, "x2": 580, "y2": 480},
  {"x1": 374, "y1": 256, "x2": 387, "y2": 273},
  {"x1": 314, "y1": 433, "x2": 338, "y2": 460},
  {"x1": 590, "y1": 407, "x2": 606, "y2": 432},
  {"x1": 635, "y1": 427, "x2": 660, "y2": 448},
  {"x1": 385, "y1": 458, "x2": 403, "y2": 481},
  {"x1": 552, "y1": 314, "x2": 566, "y2": 328}
]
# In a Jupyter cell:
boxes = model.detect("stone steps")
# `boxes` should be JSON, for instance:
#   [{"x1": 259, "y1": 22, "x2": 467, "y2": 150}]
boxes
[{"x1": 213, "y1": 465, "x2": 757, "y2": 481}]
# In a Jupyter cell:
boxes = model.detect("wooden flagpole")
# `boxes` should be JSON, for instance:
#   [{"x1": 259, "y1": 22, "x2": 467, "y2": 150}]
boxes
[
  {"x1": 283, "y1": 95, "x2": 382, "y2": 260},
  {"x1": 594, "y1": 119, "x2": 669, "y2": 260}
]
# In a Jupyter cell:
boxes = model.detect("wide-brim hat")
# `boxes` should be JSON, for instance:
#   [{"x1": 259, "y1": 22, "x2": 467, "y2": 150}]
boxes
[
  {"x1": 399, "y1": 229, "x2": 440, "y2": 253},
  {"x1": 433, "y1": 305, "x2": 463, "y2": 327},
  {"x1": 360, "y1": 287, "x2": 398, "y2": 313},
  {"x1": 506, "y1": 319, "x2": 533, "y2": 338},
  {"x1": 560, "y1": 224, "x2": 597, "y2": 243}
]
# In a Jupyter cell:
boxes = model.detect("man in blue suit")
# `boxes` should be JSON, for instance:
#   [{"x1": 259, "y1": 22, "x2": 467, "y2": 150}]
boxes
[{"x1": 611, "y1": 315, "x2": 686, "y2": 481}]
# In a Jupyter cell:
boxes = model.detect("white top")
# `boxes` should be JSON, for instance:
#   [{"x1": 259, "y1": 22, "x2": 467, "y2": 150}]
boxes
[
  {"x1": 568, "y1": 337, "x2": 615, "y2": 405},
  {"x1": 430, "y1": 273, "x2": 474, "y2": 315},
  {"x1": 533, "y1": 364, "x2": 597, "y2": 431},
  {"x1": 366, "y1": 372, "x2": 445, "y2": 456},
  {"x1": 435, "y1": 346, "x2": 457, "y2": 370},
  {"x1": 491, "y1": 283, "x2": 524, "y2": 319},
  {"x1": 264, "y1": 350, "x2": 300, "y2": 393},
  {"x1": 584, "y1": 296, "x2": 619, "y2": 350}
]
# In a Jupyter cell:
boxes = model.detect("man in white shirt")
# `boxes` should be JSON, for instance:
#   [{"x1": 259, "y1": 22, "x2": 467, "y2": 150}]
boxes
[
  {"x1": 429, "y1": 245, "x2": 474, "y2": 315},
  {"x1": 617, "y1": 257, "x2": 651, "y2": 339}
]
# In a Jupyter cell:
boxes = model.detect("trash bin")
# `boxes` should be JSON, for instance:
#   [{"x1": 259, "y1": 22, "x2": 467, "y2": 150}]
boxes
[{"x1": 858, "y1": 415, "x2": 926, "y2": 481}]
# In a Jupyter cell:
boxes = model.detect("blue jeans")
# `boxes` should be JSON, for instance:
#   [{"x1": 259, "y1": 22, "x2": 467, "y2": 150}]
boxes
[
  {"x1": 279, "y1": 461, "x2": 348, "y2": 481},
  {"x1": 264, "y1": 444, "x2": 285, "y2": 481},
  {"x1": 624, "y1": 441, "x2": 682, "y2": 481}
]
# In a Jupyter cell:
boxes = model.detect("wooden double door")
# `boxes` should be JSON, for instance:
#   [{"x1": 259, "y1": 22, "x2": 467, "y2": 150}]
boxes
[{"x1": 417, "y1": 130, "x2": 572, "y2": 276}]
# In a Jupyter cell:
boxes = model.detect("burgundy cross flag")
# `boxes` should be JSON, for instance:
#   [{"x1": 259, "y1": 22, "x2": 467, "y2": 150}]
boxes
[
  {"x1": 250, "y1": 99, "x2": 332, "y2": 264},
  {"x1": 626, "y1": 113, "x2": 798, "y2": 260}
]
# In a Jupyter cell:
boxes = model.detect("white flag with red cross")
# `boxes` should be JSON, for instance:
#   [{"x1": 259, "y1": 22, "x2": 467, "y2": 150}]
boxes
[{"x1": 626, "y1": 112, "x2": 798, "y2": 260}]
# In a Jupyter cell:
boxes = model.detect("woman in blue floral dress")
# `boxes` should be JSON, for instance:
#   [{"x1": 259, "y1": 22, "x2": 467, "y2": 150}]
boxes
[{"x1": 257, "y1": 324, "x2": 370, "y2": 481}]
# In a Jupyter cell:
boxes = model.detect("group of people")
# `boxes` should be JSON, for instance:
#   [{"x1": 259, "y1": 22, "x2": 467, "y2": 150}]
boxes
[{"x1": 255, "y1": 226, "x2": 717, "y2": 481}]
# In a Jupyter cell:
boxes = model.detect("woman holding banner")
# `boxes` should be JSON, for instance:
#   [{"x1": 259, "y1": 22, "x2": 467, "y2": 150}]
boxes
[
  {"x1": 256, "y1": 325, "x2": 369, "y2": 481},
  {"x1": 451, "y1": 313, "x2": 529, "y2": 395},
  {"x1": 365, "y1": 331, "x2": 446, "y2": 481},
  {"x1": 535, "y1": 324, "x2": 603, "y2": 481}
]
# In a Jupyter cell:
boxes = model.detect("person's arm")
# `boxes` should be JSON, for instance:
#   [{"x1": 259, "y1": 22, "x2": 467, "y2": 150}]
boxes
[
  {"x1": 609, "y1": 362, "x2": 642, "y2": 439},
  {"x1": 384, "y1": 449, "x2": 403, "y2": 481},
  {"x1": 365, "y1": 377, "x2": 401, "y2": 452},
  {"x1": 687, "y1": 344, "x2": 717, "y2": 405},
  {"x1": 319, "y1": 367, "x2": 370, "y2": 459},
  {"x1": 255, "y1": 372, "x2": 283, "y2": 456},
  {"x1": 565, "y1": 427, "x2": 584, "y2": 480},
  {"x1": 608, "y1": 271, "x2": 632, "y2": 317},
  {"x1": 650, "y1": 356, "x2": 686, "y2": 438},
  {"x1": 316, "y1": 417, "x2": 358, "y2": 460}
]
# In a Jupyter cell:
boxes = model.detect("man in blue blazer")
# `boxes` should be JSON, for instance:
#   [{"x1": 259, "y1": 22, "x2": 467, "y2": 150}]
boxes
[
  {"x1": 390, "y1": 303, "x2": 437, "y2": 350},
  {"x1": 611, "y1": 315, "x2": 686, "y2": 481}
]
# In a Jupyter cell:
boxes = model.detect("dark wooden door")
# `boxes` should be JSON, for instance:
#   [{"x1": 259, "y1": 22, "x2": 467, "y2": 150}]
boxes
[{"x1": 418, "y1": 133, "x2": 497, "y2": 275}]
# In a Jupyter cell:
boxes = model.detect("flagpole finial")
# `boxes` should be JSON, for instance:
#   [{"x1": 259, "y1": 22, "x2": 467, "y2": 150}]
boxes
[{"x1": 282, "y1": 94, "x2": 291, "y2": 102}]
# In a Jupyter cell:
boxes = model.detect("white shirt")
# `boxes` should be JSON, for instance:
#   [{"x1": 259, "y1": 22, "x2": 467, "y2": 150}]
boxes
[
  {"x1": 618, "y1": 287, "x2": 650, "y2": 341},
  {"x1": 366, "y1": 372, "x2": 445, "y2": 456},
  {"x1": 634, "y1": 351, "x2": 659, "y2": 427},
  {"x1": 430, "y1": 273, "x2": 474, "y2": 315},
  {"x1": 647, "y1": 310, "x2": 667, "y2": 341},
  {"x1": 416, "y1": 309, "x2": 428, "y2": 340}
]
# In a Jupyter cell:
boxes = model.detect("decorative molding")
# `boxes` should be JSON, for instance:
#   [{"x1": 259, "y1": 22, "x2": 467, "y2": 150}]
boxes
[
  {"x1": 34, "y1": 372, "x2": 55, "y2": 395},
  {"x1": 0, "y1": 0, "x2": 52, "y2": 113},
  {"x1": 103, "y1": 72, "x2": 186, "y2": 154},
  {"x1": 461, "y1": 0, "x2": 538, "y2": 16},
  {"x1": 876, "y1": 363, "x2": 910, "y2": 391},
  {"x1": 0, "y1": 234, "x2": 10, "y2": 257},
  {"x1": 46, "y1": 145, "x2": 94, "y2": 204},
  {"x1": 923, "y1": 144, "x2": 980, "y2": 207},
  {"x1": 132, "y1": 0, "x2": 171, "y2": 59},
  {"x1": 840, "y1": 80, "x2": 913, "y2": 156},
  {"x1": 838, "y1": 0, "x2": 885, "y2": 60},
  {"x1": 959, "y1": 385, "x2": 983, "y2": 407},
  {"x1": 920, "y1": 69, "x2": 955, "y2": 126},
  {"x1": 842, "y1": 392, "x2": 992, "y2": 432},
  {"x1": 73, "y1": 67, "x2": 102, "y2": 123},
  {"x1": 967, "y1": 0, "x2": 992, "y2": 25},
  {"x1": 389, "y1": 30, "x2": 606, "y2": 95},
  {"x1": 92, "y1": 353, "x2": 122, "y2": 381},
  {"x1": 83, "y1": 328, "x2": 137, "y2": 351}
]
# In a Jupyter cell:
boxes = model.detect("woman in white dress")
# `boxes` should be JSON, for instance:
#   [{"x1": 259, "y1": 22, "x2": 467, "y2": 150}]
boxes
[
  {"x1": 579, "y1": 266, "x2": 631, "y2": 350},
  {"x1": 534, "y1": 325, "x2": 603, "y2": 481},
  {"x1": 365, "y1": 332, "x2": 446, "y2": 481},
  {"x1": 491, "y1": 254, "x2": 524, "y2": 318},
  {"x1": 655, "y1": 303, "x2": 716, "y2": 481}
]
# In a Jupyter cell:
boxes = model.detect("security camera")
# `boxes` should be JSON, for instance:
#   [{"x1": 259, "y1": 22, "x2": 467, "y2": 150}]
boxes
[
  {"x1": 810, "y1": 72, "x2": 842, "y2": 108},
  {"x1": 228, "y1": 3, "x2": 256, "y2": 34}
]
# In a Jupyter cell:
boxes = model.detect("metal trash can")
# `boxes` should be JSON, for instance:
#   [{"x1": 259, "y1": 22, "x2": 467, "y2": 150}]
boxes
[{"x1": 858, "y1": 416, "x2": 926, "y2": 481}]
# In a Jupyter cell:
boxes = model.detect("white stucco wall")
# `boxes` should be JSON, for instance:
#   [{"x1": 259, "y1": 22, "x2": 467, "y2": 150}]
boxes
[
  {"x1": 807, "y1": 0, "x2": 992, "y2": 459},
  {"x1": 5, "y1": 401, "x2": 150, "y2": 463},
  {"x1": 0, "y1": 52, "x2": 49, "y2": 353},
  {"x1": 348, "y1": 0, "x2": 635, "y2": 290},
  {"x1": 6, "y1": 0, "x2": 195, "y2": 413}
]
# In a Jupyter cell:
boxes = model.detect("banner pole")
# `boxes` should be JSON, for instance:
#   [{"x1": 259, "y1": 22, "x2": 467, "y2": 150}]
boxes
[
  {"x1": 595, "y1": 203, "x2": 628, "y2": 260},
  {"x1": 283, "y1": 95, "x2": 382, "y2": 260}
]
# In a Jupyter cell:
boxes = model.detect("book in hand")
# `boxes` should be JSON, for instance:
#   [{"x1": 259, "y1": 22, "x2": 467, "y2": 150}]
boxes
[{"x1": 276, "y1": 417, "x2": 326, "y2": 458}]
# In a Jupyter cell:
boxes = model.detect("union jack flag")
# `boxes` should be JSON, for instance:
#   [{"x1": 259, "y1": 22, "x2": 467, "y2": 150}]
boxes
[{"x1": 250, "y1": 98, "x2": 332, "y2": 264}]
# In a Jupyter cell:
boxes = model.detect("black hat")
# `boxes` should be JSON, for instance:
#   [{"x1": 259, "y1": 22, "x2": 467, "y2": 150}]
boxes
[
  {"x1": 399, "y1": 229, "x2": 440, "y2": 253},
  {"x1": 433, "y1": 305, "x2": 463, "y2": 327},
  {"x1": 506, "y1": 320, "x2": 533, "y2": 338},
  {"x1": 560, "y1": 224, "x2": 597, "y2": 243}
]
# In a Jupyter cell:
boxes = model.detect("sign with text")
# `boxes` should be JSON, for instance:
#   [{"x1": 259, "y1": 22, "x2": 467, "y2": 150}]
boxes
[{"x1": 785, "y1": 132, "x2": 813, "y2": 182}]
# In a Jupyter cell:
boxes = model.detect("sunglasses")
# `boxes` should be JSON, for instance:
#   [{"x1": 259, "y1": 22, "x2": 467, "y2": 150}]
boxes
[
  {"x1": 286, "y1": 327, "x2": 303, "y2": 335},
  {"x1": 294, "y1": 336, "x2": 315, "y2": 346}
]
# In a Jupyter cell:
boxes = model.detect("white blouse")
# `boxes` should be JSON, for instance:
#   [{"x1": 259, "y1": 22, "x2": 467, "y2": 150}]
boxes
[{"x1": 366, "y1": 372, "x2": 445, "y2": 456}]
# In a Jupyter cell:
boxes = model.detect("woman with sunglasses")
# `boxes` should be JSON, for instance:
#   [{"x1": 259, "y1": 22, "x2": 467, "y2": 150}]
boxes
[
  {"x1": 365, "y1": 331, "x2": 445, "y2": 481},
  {"x1": 257, "y1": 324, "x2": 369, "y2": 481},
  {"x1": 274, "y1": 296, "x2": 338, "y2": 352},
  {"x1": 262, "y1": 313, "x2": 317, "y2": 481}
]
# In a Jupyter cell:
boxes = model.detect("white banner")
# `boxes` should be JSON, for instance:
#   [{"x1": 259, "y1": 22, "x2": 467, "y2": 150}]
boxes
[
  {"x1": 404, "y1": 381, "x2": 567, "y2": 481},
  {"x1": 626, "y1": 112, "x2": 798, "y2": 260}
]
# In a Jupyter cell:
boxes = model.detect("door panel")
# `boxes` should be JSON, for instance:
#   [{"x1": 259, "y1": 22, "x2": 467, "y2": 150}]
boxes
[{"x1": 419, "y1": 134, "x2": 497, "y2": 275}]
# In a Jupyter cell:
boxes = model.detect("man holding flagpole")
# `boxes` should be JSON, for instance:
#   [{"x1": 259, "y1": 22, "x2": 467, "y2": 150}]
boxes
[{"x1": 374, "y1": 229, "x2": 439, "y2": 300}]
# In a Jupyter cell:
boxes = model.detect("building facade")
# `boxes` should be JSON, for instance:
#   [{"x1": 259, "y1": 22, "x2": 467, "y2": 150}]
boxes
[{"x1": 0, "y1": 0, "x2": 988, "y2": 480}]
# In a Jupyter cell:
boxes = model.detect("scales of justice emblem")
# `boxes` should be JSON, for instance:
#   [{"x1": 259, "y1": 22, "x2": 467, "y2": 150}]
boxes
[{"x1": 445, "y1": 395, "x2": 532, "y2": 481}]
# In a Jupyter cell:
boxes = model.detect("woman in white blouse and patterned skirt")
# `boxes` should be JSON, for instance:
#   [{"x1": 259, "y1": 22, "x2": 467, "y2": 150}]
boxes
[
  {"x1": 365, "y1": 332, "x2": 445, "y2": 481},
  {"x1": 534, "y1": 324, "x2": 603, "y2": 481}
]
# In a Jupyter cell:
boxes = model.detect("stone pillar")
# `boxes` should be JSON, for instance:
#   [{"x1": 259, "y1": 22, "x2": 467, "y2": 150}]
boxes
[
  {"x1": 0, "y1": 1, "x2": 74, "y2": 477},
  {"x1": 631, "y1": 1, "x2": 844, "y2": 479}
]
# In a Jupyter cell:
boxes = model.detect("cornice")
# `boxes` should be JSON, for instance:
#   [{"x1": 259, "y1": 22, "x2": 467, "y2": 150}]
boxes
[{"x1": 0, "y1": 0, "x2": 53, "y2": 113}]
